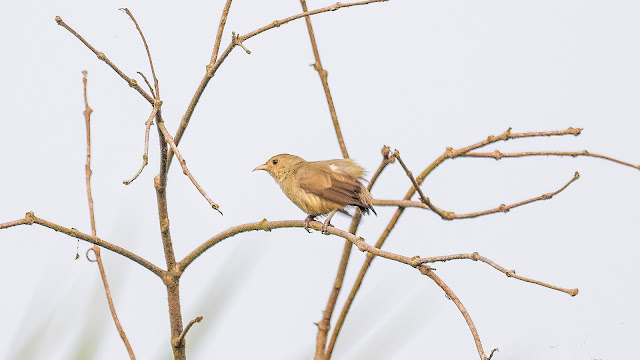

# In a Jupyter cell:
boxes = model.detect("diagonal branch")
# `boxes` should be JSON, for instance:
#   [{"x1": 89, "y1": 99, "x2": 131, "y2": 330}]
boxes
[
  {"x1": 120, "y1": 8, "x2": 160, "y2": 98},
  {"x1": 300, "y1": 0, "x2": 349, "y2": 159},
  {"x1": 1, "y1": 212, "x2": 164, "y2": 277},
  {"x1": 418, "y1": 265, "x2": 495, "y2": 360},
  {"x1": 416, "y1": 252, "x2": 578, "y2": 296},
  {"x1": 123, "y1": 103, "x2": 160, "y2": 185},
  {"x1": 156, "y1": 119, "x2": 222, "y2": 214},
  {"x1": 81, "y1": 71, "x2": 136, "y2": 359},
  {"x1": 316, "y1": 147, "x2": 396, "y2": 358},
  {"x1": 210, "y1": 0, "x2": 234, "y2": 63},
  {"x1": 55, "y1": 16, "x2": 154, "y2": 104},
  {"x1": 167, "y1": 0, "x2": 388, "y2": 169}
]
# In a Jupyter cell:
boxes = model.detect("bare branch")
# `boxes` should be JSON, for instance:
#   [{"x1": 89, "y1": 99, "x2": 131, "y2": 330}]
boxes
[
  {"x1": 210, "y1": 0, "x2": 234, "y2": 63},
  {"x1": 81, "y1": 71, "x2": 136, "y2": 359},
  {"x1": 3, "y1": 212, "x2": 163, "y2": 277},
  {"x1": 120, "y1": 8, "x2": 160, "y2": 98},
  {"x1": 55, "y1": 16, "x2": 154, "y2": 104},
  {"x1": 168, "y1": 0, "x2": 388, "y2": 169},
  {"x1": 173, "y1": 316, "x2": 203, "y2": 348},
  {"x1": 462, "y1": 150, "x2": 640, "y2": 171},
  {"x1": 317, "y1": 146, "x2": 395, "y2": 358},
  {"x1": 418, "y1": 266, "x2": 491, "y2": 360},
  {"x1": 123, "y1": 103, "x2": 160, "y2": 185},
  {"x1": 300, "y1": 0, "x2": 348, "y2": 159},
  {"x1": 416, "y1": 252, "x2": 578, "y2": 296},
  {"x1": 156, "y1": 120, "x2": 222, "y2": 214},
  {"x1": 328, "y1": 127, "x2": 586, "y2": 355}
]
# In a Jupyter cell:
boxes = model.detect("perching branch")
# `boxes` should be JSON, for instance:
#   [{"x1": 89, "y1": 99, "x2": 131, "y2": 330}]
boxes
[
  {"x1": 81, "y1": 71, "x2": 136, "y2": 359},
  {"x1": 316, "y1": 146, "x2": 396, "y2": 358},
  {"x1": 0, "y1": 212, "x2": 163, "y2": 277}
]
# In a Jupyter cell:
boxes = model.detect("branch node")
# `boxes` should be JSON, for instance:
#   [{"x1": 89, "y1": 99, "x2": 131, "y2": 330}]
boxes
[
  {"x1": 498, "y1": 204, "x2": 508, "y2": 213},
  {"x1": 24, "y1": 211, "x2": 36, "y2": 225},
  {"x1": 128, "y1": 79, "x2": 138, "y2": 88},
  {"x1": 506, "y1": 270, "x2": 516, "y2": 277},
  {"x1": 96, "y1": 52, "x2": 106, "y2": 61},
  {"x1": 232, "y1": 32, "x2": 251, "y2": 54},
  {"x1": 259, "y1": 218, "x2": 271, "y2": 232}
]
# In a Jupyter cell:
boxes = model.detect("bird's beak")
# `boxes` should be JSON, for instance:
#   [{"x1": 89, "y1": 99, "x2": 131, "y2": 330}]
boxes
[{"x1": 253, "y1": 164, "x2": 268, "y2": 172}]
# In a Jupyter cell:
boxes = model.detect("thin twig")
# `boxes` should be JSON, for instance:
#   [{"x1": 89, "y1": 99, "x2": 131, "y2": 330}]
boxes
[
  {"x1": 418, "y1": 266, "x2": 491, "y2": 360},
  {"x1": 173, "y1": 316, "x2": 203, "y2": 348},
  {"x1": 327, "y1": 127, "x2": 587, "y2": 355},
  {"x1": 316, "y1": 147, "x2": 395, "y2": 358},
  {"x1": 120, "y1": 8, "x2": 160, "y2": 98},
  {"x1": 210, "y1": 0, "x2": 234, "y2": 63},
  {"x1": 82, "y1": 71, "x2": 136, "y2": 359},
  {"x1": 167, "y1": 0, "x2": 388, "y2": 169},
  {"x1": 462, "y1": 150, "x2": 640, "y2": 171},
  {"x1": 300, "y1": 0, "x2": 348, "y2": 159},
  {"x1": 395, "y1": 152, "x2": 448, "y2": 217},
  {"x1": 2, "y1": 212, "x2": 164, "y2": 277},
  {"x1": 416, "y1": 252, "x2": 578, "y2": 296},
  {"x1": 55, "y1": 16, "x2": 154, "y2": 105},
  {"x1": 156, "y1": 119, "x2": 222, "y2": 214},
  {"x1": 137, "y1": 71, "x2": 156, "y2": 99},
  {"x1": 123, "y1": 103, "x2": 160, "y2": 185}
]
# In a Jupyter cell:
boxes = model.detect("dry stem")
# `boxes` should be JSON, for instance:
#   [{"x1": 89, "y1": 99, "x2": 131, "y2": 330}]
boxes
[
  {"x1": 315, "y1": 147, "x2": 395, "y2": 358},
  {"x1": 167, "y1": 0, "x2": 387, "y2": 169},
  {"x1": 120, "y1": 8, "x2": 160, "y2": 98},
  {"x1": 82, "y1": 71, "x2": 136, "y2": 359},
  {"x1": 1, "y1": 212, "x2": 163, "y2": 277},
  {"x1": 300, "y1": 0, "x2": 349, "y2": 159},
  {"x1": 462, "y1": 150, "x2": 640, "y2": 170},
  {"x1": 123, "y1": 104, "x2": 159, "y2": 184},
  {"x1": 416, "y1": 252, "x2": 578, "y2": 296},
  {"x1": 55, "y1": 16, "x2": 154, "y2": 105},
  {"x1": 156, "y1": 119, "x2": 222, "y2": 214}
]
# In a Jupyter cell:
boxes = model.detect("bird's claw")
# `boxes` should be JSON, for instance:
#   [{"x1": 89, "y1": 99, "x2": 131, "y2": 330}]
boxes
[
  {"x1": 304, "y1": 215, "x2": 315, "y2": 233},
  {"x1": 321, "y1": 219, "x2": 334, "y2": 235}
]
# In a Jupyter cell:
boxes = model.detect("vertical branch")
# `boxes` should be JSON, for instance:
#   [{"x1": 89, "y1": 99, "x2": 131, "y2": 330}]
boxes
[
  {"x1": 316, "y1": 147, "x2": 395, "y2": 358},
  {"x1": 82, "y1": 71, "x2": 136, "y2": 359},
  {"x1": 299, "y1": 0, "x2": 349, "y2": 159},
  {"x1": 154, "y1": 109, "x2": 185, "y2": 360}
]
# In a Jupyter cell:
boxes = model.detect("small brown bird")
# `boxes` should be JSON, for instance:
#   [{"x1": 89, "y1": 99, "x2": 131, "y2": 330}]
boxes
[{"x1": 253, "y1": 154, "x2": 375, "y2": 232}]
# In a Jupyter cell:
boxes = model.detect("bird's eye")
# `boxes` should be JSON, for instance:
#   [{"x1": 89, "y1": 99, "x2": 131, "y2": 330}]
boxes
[{"x1": 272, "y1": 159, "x2": 279, "y2": 165}]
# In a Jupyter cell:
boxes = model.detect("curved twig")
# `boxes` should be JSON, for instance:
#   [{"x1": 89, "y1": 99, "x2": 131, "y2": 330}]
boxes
[{"x1": 2, "y1": 212, "x2": 163, "y2": 277}]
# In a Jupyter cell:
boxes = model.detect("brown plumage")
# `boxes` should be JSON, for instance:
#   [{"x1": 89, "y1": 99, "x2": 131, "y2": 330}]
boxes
[{"x1": 253, "y1": 154, "x2": 375, "y2": 231}]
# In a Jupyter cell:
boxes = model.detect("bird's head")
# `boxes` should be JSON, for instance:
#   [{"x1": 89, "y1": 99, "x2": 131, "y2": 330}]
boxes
[{"x1": 253, "y1": 154, "x2": 304, "y2": 184}]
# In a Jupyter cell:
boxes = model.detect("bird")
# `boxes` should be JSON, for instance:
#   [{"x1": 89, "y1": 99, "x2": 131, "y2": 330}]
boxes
[{"x1": 253, "y1": 154, "x2": 376, "y2": 232}]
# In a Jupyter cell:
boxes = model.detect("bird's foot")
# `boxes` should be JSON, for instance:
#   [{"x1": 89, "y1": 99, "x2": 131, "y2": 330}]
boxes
[
  {"x1": 321, "y1": 218, "x2": 334, "y2": 235},
  {"x1": 304, "y1": 215, "x2": 315, "y2": 233},
  {"x1": 321, "y1": 210, "x2": 339, "y2": 235}
]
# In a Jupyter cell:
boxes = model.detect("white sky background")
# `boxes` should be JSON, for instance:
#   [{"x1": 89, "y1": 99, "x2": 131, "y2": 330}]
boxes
[{"x1": 1, "y1": 1, "x2": 639, "y2": 359}]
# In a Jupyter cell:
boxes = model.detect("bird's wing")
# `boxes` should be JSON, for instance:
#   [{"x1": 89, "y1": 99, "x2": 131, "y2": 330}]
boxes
[{"x1": 296, "y1": 165, "x2": 365, "y2": 207}]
